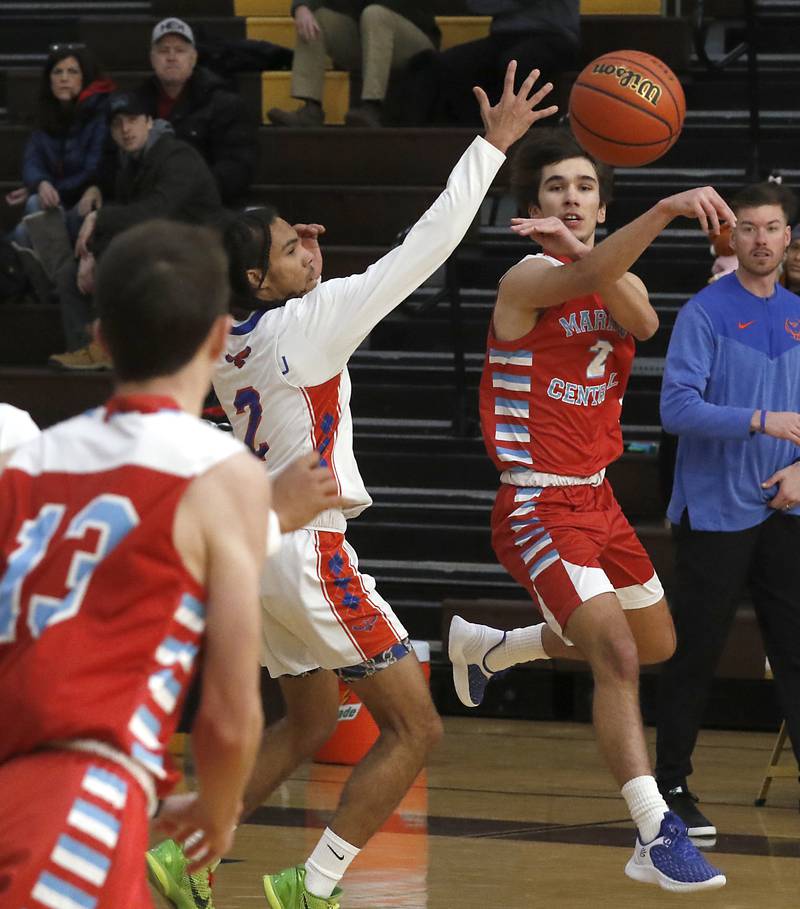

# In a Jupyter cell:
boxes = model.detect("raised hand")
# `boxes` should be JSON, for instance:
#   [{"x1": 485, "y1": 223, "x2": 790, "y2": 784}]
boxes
[
  {"x1": 510, "y1": 215, "x2": 589, "y2": 258},
  {"x1": 659, "y1": 186, "x2": 736, "y2": 237},
  {"x1": 476, "y1": 61, "x2": 559, "y2": 155},
  {"x1": 294, "y1": 222, "x2": 326, "y2": 280}
]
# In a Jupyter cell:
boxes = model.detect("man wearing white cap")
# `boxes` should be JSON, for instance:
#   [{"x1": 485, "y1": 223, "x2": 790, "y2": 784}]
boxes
[{"x1": 136, "y1": 17, "x2": 258, "y2": 206}]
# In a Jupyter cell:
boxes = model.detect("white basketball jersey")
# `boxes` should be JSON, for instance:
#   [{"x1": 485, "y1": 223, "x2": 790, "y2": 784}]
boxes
[{"x1": 213, "y1": 136, "x2": 506, "y2": 531}]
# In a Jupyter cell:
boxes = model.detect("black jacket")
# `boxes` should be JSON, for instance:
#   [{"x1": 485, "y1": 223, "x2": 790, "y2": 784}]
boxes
[
  {"x1": 137, "y1": 66, "x2": 258, "y2": 205},
  {"x1": 94, "y1": 126, "x2": 222, "y2": 256}
]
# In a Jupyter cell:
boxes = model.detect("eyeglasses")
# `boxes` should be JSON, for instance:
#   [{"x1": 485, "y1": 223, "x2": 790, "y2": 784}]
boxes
[{"x1": 48, "y1": 43, "x2": 86, "y2": 54}]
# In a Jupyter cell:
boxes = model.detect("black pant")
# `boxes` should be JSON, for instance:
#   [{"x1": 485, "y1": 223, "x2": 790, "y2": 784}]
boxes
[
  {"x1": 388, "y1": 31, "x2": 576, "y2": 126},
  {"x1": 655, "y1": 511, "x2": 800, "y2": 788}
]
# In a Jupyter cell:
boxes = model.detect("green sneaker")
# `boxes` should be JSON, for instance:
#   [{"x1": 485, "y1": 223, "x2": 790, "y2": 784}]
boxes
[
  {"x1": 146, "y1": 838, "x2": 216, "y2": 909},
  {"x1": 262, "y1": 865, "x2": 342, "y2": 909}
]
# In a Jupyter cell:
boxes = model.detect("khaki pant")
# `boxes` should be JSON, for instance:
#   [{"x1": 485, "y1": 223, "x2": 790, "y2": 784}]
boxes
[{"x1": 292, "y1": 4, "x2": 434, "y2": 103}]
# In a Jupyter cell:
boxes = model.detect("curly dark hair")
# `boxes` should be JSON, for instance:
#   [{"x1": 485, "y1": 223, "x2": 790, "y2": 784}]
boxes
[
  {"x1": 510, "y1": 127, "x2": 614, "y2": 216},
  {"x1": 38, "y1": 45, "x2": 104, "y2": 134}
]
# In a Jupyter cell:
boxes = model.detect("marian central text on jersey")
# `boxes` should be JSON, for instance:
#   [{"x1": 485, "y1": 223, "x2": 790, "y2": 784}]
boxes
[{"x1": 559, "y1": 308, "x2": 628, "y2": 338}]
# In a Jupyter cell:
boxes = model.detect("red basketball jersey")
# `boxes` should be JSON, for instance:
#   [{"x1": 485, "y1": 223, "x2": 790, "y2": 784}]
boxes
[
  {"x1": 479, "y1": 255, "x2": 636, "y2": 478},
  {"x1": 0, "y1": 395, "x2": 243, "y2": 795}
]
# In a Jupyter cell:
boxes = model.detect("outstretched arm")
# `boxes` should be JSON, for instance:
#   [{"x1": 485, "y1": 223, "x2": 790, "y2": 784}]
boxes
[
  {"x1": 498, "y1": 189, "x2": 736, "y2": 323},
  {"x1": 279, "y1": 62, "x2": 559, "y2": 387},
  {"x1": 503, "y1": 218, "x2": 658, "y2": 340}
]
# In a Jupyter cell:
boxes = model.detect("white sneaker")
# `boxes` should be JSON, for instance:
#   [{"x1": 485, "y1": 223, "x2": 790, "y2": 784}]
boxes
[
  {"x1": 625, "y1": 811, "x2": 726, "y2": 892},
  {"x1": 448, "y1": 615, "x2": 506, "y2": 708}
]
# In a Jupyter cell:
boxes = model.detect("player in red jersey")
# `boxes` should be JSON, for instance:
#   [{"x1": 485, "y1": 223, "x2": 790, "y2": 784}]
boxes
[
  {"x1": 0, "y1": 220, "x2": 310, "y2": 909},
  {"x1": 449, "y1": 129, "x2": 735, "y2": 892}
]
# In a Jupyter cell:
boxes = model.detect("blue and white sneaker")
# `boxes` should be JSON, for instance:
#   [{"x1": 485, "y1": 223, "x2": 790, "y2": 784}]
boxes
[
  {"x1": 625, "y1": 811, "x2": 726, "y2": 892},
  {"x1": 448, "y1": 616, "x2": 507, "y2": 707}
]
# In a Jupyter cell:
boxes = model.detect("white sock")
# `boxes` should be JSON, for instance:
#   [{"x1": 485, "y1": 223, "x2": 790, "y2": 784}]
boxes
[
  {"x1": 484, "y1": 623, "x2": 548, "y2": 672},
  {"x1": 304, "y1": 827, "x2": 360, "y2": 898},
  {"x1": 621, "y1": 775, "x2": 669, "y2": 843}
]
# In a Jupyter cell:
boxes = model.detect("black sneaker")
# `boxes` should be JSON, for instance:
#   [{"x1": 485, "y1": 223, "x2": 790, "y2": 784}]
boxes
[{"x1": 662, "y1": 784, "x2": 717, "y2": 837}]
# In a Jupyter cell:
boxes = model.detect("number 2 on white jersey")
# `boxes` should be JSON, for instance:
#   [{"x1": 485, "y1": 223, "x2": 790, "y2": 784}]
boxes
[
  {"x1": 587, "y1": 340, "x2": 613, "y2": 379},
  {"x1": 233, "y1": 386, "x2": 269, "y2": 459}
]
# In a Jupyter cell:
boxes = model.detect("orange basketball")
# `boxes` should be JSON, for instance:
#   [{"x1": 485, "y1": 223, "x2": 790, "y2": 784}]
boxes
[{"x1": 568, "y1": 50, "x2": 686, "y2": 167}]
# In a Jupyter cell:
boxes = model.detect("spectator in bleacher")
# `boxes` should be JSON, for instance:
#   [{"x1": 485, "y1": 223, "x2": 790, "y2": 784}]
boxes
[
  {"x1": 48, "y1": 91, "x2": 223, "y2": 370},
  {"x1": 780, "y1": 223, "x2": 800, "y2": 292},
  {"x1": 395, "y1": 0, "x2": 579, "y2": 125},
  {"x1": 656, "y1": 181, "x2": 800, "y2": 838},
  {"x1": 267, "y1": 1, "x2": 440, "y2": 128},
  {"x1": 7, "y1": 45, "x2": 115, "y2": 247},
  {"x1": 136, "y1": 18, "x2": 257, "y2": 206}
]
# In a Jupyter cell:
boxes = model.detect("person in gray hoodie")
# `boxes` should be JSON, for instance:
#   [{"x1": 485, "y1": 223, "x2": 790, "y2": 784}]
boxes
[{"x1": 48, "y1": 91, "x2": 223, "y2": 370}]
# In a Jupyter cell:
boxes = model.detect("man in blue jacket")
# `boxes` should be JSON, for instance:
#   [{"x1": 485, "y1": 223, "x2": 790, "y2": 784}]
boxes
[{"x1": 656, "y1": 181, "x2": 800, "y2": 836}]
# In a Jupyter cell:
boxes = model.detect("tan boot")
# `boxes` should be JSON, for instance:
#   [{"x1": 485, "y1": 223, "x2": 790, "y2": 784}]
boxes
[{"x1": 48, "y1": 340, "x2": 112, "y2": 371}]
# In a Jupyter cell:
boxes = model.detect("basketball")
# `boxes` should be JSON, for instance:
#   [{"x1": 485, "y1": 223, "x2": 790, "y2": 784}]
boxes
[{"x1": 568, "y1": 50, "x2": 686, "y2": 167}]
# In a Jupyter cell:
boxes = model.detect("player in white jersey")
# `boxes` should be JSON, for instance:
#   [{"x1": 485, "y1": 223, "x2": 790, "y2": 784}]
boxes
[
  {"x1": 0, "y1": 403, "x2": 40, "y2": 453},
  {"x1": 211, "y1": 64, "x2": 559, "y2": 909}
]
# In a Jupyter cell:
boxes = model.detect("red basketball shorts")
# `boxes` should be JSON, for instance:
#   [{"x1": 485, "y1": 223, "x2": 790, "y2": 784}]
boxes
[
  {"x1": 491, "y1": 480, "x2": 663, "y2": 640},
  {"x1": 0, "y1": 750, "x2": 152, "y2": 909}
]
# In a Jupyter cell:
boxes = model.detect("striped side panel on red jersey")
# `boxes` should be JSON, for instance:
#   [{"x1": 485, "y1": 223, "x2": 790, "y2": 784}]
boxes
[
  {"x1": 125, "y1": 592, "x2": 205, "y2": 780},
  {"x1": 488, "y1": 348, "x2": 534, "y2": 469}
]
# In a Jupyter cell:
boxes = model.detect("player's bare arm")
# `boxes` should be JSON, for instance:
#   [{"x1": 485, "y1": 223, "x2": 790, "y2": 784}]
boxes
[
  {"x1": 496, "y1": 217, "x2": 658, "y2": 340},
  {"x1": 497, "y1": 187, "x2": 734, "y2": 325},
  {"x1": 595, "y1": 271, "x2": 658, "y2": 342},
  {"x1": 160, "y1": 451, "x2": 269, "y2": 870}
]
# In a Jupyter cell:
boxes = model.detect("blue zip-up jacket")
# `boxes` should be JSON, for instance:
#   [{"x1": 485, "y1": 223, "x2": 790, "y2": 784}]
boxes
[
  {"x1": 661, "y1": 271, "x2": 800, "y2": 530},
  {"x1": 22, "y1": 82, "x2": 113, "y2": 208}
]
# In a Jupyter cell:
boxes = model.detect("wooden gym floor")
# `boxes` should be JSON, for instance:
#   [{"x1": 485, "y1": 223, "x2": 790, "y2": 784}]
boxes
[{"x1": 192, "y1": 717, "x2": 799, "y2": 908}]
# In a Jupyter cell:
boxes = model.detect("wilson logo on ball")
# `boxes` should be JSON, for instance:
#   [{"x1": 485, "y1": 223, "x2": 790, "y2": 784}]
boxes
[
  {"x1": 569, "y1": 49, "x2": 686, "y2": 167},
  {"x1": 591, "y1": 64, "x2": 662, "y2": 106}
]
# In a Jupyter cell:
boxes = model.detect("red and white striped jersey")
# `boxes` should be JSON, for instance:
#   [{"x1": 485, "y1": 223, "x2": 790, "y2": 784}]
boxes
[
  {"x1": 0, "y1": 395, "x2": 244, "y2": 794},
  {"x1": 479, "y1": 254, "x2": 636, "y2": 478},
  {"x1": 214, "y1": 136, "x2": 506, "y2": 531}
]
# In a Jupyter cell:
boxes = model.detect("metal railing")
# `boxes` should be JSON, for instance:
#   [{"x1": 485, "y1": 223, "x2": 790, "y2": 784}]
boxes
[
  {"x1": 399, "y1": 231, "x2": 472, "y2": 437},
  {"x1": 693, "y1": 0, "x2": 762, "y2": 178}
]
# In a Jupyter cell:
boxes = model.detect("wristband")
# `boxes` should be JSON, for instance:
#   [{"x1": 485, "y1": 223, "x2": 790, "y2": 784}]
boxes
[{"x1": 760, "y1": 409, "x2": 767, "y2": 433}]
